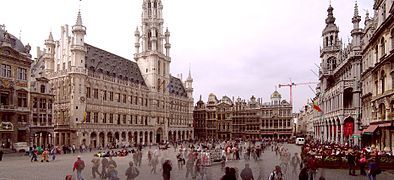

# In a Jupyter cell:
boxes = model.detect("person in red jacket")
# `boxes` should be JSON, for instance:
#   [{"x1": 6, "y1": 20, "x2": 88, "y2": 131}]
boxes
[
  {"x1": 73, "y1": 156, "x2": 85, "y2": 180},
  {"x1": 307, "y1": 155, "x2": 318, "y2": 180}
]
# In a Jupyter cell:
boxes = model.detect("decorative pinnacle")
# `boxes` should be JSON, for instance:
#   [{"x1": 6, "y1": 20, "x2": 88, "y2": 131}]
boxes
[
  {"x1": 76, "y1": 10, "x2": 83, "y2": 26},
  {"x1": 354, "y1": 0, "x2": 359, "y2": 17},
  {"x1": 187, "y1": 64, "x2": 193, "y2": 81},
  {"x1": 48, "y1": 31, "x2": 54, "y2": 41}
]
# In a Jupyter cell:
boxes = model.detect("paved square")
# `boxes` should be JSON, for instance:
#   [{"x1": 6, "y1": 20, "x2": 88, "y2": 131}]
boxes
[{"x1": 1, "y1": 144, "x2": 394, "y2": 180}]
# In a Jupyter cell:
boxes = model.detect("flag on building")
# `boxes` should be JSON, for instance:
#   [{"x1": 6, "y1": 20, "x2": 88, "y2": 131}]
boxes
[{"x1": 311, "y1": 98, "x2": 322, "y2": 112}]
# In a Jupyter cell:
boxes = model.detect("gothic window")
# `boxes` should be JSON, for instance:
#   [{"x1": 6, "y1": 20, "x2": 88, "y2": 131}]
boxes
[
  {"x1": 109, "y1": 113, "x2": 113, "y2": 123},
  {"x1": 86, "y1": 112, "x2": 91, "y2": 123},
  {"x1": 109, "y1": 92, "x2": 113, "y2": 101},
  {"x1": 375, "y1": 45, "x2": 379, "y2": 63},
  {"x1": 40, "y1": 85, "x2": 46, "y2": 93},
  {"x1": 379, "y1": 103, "x2": 386, "y2": 120},
  {"x1": 381, "y1": 70, "x2": 386, "y2": 93},
  {"x1": 148, "y1": 0, "x2": 152, "y2": 17},
  {"x1": 117, "y1": 93, "x2": 121, "y2": 102},
  {"x1": 86, "y1": 87, "x2": 91, "y2": 98},
  {"x1": 103, "y1": 90, "x2": 107, "y2": 100},
  {"x1": 123, "y1": 94, "x2": 127, "y2": 103},
  {"x1": 148, "y1": 30, "x2": 152, "y2": 50},
  {"x1": 93, "y1": 89, "x2": 98, "y2": 99},
  {"x1": 94, "y1": 112, "x2": 98, "y2": 123},
  {"x1": 103, "y1": 113, "x2": 107, "y2": 124},
  {"x1": 381, "y1": 37, "x2": 386, "y2": 56},
  {"x1": 158, "y1": 61, "x2": 161, "y2": 75},
  {"x1": 329, "y1": 35, "x2": 333, "y2": 46}
]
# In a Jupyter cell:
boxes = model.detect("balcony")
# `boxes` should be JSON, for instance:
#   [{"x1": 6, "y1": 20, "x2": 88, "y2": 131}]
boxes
[{"x1": 0, "y1": 105, "x2": 30, "y2": 113}]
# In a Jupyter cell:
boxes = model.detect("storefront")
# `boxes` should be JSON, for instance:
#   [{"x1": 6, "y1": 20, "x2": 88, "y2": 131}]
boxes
[{"x1": 363, "y1": 121, "x2": 394, "y2": 154}]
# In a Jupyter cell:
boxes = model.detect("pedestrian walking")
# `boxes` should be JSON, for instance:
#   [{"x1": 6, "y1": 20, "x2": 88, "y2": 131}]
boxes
[
  {"x1": 162, "y1": 159, "x2": 172, "y2": 180},
  {"x1": 107, "y1": 164, "x2": 119, "y2": 180},
  {"x1": 298, "y1": 167, "x2": 308, "y2": 180},
  {"x1": 41, "y1": 149, "x2": 49, "y2": 162},
  {"x1": 50, "y1": 147, "x2": 56, "y2": 161},
  {"x1": 91, "y1": 156, "x2": 101, "y2": 178},
  {"x1": 240, "y1": 163, "x2": 254, "y2": 180},
  {"x1": 137, "y1": 150, "x2": 142, "y2": 167},
  {"x1": 346, "y1": 150, "x2": 356, "y2": 176},
  {"x1": 151, "y1": 156, "x2": 159, "y2": 174},
  {"x1": 101, "y1": 156, "x2": 109, "y2": 179},
  {"x1": 108, "y1": 156, "x2": 117, "y2": 168},
  {"x1": 368, "y1": 157, "x2": 380, "y2": 180},
  {"x1": 185, "y1": 155, "x2": 195, "y2": 178},
  {"x1": 291, "y1": 153, "x2": 301, "y2": 175},
  {"x1": 307, "y1": 155, "x2": 317, "y2": 180},
  {"x1": 72, "y1": 155, "x2": 85, "y2": 180},
  {"x1": 147, "y1": 150, "x2": 152, "y2": 166},
  {"x1": 31, "y1": 148, "x2": 38, "y2": 162},
  {"x1": 268, "y1": 165, "x2": 283, "y2": 180},
  {"x1": 359, "y1": 154, "x2": 367, "y2": 176},
  {"x1": 125, "y1": 161, "x2": 140, "y2": 180}
]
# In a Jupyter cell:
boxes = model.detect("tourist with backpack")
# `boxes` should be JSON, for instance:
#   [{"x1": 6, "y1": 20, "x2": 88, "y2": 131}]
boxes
[
  {"x1": 73, "y1": 155, "x2": 85, "y2": 180},
  {"x1": 268, "y1": 165, "x2": 283, "y2": 180}
]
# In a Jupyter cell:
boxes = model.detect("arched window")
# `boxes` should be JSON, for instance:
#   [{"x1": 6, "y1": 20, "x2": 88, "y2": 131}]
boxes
[
  {"x1": 381, "y1": 70, "x2": 386, "y2": 93},
  {"x1": 379, "y1": 103, "x2": 386, "y2": 120},
  {"x1": 381, "y1": 37, "x2": 385, "y2": 56},
  {"x1": 147, "y1": 30, "x2": 152, "y2": 50},
  {"x1": 330, "y1": 35, "x2": 333, "y2": 46},
  {"x1": 325, "y1": 37, "x2": 329, "y2": 47}
]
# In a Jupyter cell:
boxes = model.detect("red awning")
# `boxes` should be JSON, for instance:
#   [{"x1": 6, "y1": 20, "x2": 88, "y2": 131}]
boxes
[{"x1": 363, "y1": 124, "x2": 378, "y2": 133}]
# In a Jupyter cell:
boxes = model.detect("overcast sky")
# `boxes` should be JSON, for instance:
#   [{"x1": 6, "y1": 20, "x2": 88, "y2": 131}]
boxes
[{"x1": 0, "y1": 0, "x2": 374, "y2": 112}]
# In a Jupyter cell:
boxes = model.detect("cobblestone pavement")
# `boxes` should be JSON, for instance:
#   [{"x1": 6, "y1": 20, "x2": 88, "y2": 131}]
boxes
[{"x1": 1, "y1": 144, "x2": 394, "y2": 180}]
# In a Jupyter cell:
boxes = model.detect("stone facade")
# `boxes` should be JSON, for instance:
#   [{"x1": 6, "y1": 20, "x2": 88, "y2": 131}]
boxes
[
  {"x1": 29, "y1": 48, "x2": 55, "y2": 148},
  {"x1": 41, "y1": 0, "x2": 193, "y2": 147},
  {"x1": 194, "y1": 91, "x2": 293, "y2": 140},
  {"x1": 0, "y1": 27, "x2": 33, "y2": 148},
  {"x1": 361, "y1": 0, "x2": 394, "y2": 153},
  {"x1": 313, "y1": 3, "x2": 363, "y2": 145}
]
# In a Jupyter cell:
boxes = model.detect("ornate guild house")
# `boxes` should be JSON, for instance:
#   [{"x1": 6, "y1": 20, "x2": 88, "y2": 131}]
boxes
[
  {"x1": 40, "y1": 0, "x2": 194, "y2": 147},
  {"x1": 194, "y1": 91, "x2": 293, "y2": 140}
]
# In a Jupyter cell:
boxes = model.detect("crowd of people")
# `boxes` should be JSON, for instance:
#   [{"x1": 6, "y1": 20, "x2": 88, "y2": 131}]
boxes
[
  {"x1": 14, "y1": 138, "x2": 392, "y2": 180},
  {"x1": 300, "y1": 140, "x2": 384, "y2": 180}
]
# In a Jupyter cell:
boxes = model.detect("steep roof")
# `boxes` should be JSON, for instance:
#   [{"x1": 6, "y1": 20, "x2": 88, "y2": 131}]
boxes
[
  {"x1": 85, "y1": 44, "x2": 146, "y2": 86},
  {"x1": 168, "y1": 75, "x2": 187, "y2": 97}
]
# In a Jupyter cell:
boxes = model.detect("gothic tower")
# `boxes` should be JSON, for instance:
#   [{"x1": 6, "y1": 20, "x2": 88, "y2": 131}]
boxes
[
  {"x1": 351, "y1": 2, "x2": 362, "y2": 50},
  {"x1": 44, "y1": 32, "x2": 55, "y2": 75},
  {"x1": 185, "y1": 68, "x2": 193, "y2": 98},
  {"x1": 135, "y1": 0, "x2": 171, "y2": 93},
  {"x1": 320, "y1": 4, "x2": 341, "y2": 91},
  {"x1": 69, "y1": 10, "x2": 87, "y2": 128}
]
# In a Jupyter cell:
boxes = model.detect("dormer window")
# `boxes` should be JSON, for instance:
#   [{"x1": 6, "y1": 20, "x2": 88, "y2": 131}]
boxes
[{"x1": 40, "y1": 85, "x2": 46, "y2": 93}]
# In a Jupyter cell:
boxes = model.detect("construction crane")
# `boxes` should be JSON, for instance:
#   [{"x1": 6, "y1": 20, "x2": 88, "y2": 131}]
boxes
[{"x1": 278, "y1": 81, "x2": 319, "y2": 106}]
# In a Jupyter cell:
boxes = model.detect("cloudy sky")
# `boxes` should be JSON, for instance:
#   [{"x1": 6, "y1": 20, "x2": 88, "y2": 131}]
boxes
[{"x1": 0, "y1": 0, "x2": 373, "y2": 112}]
